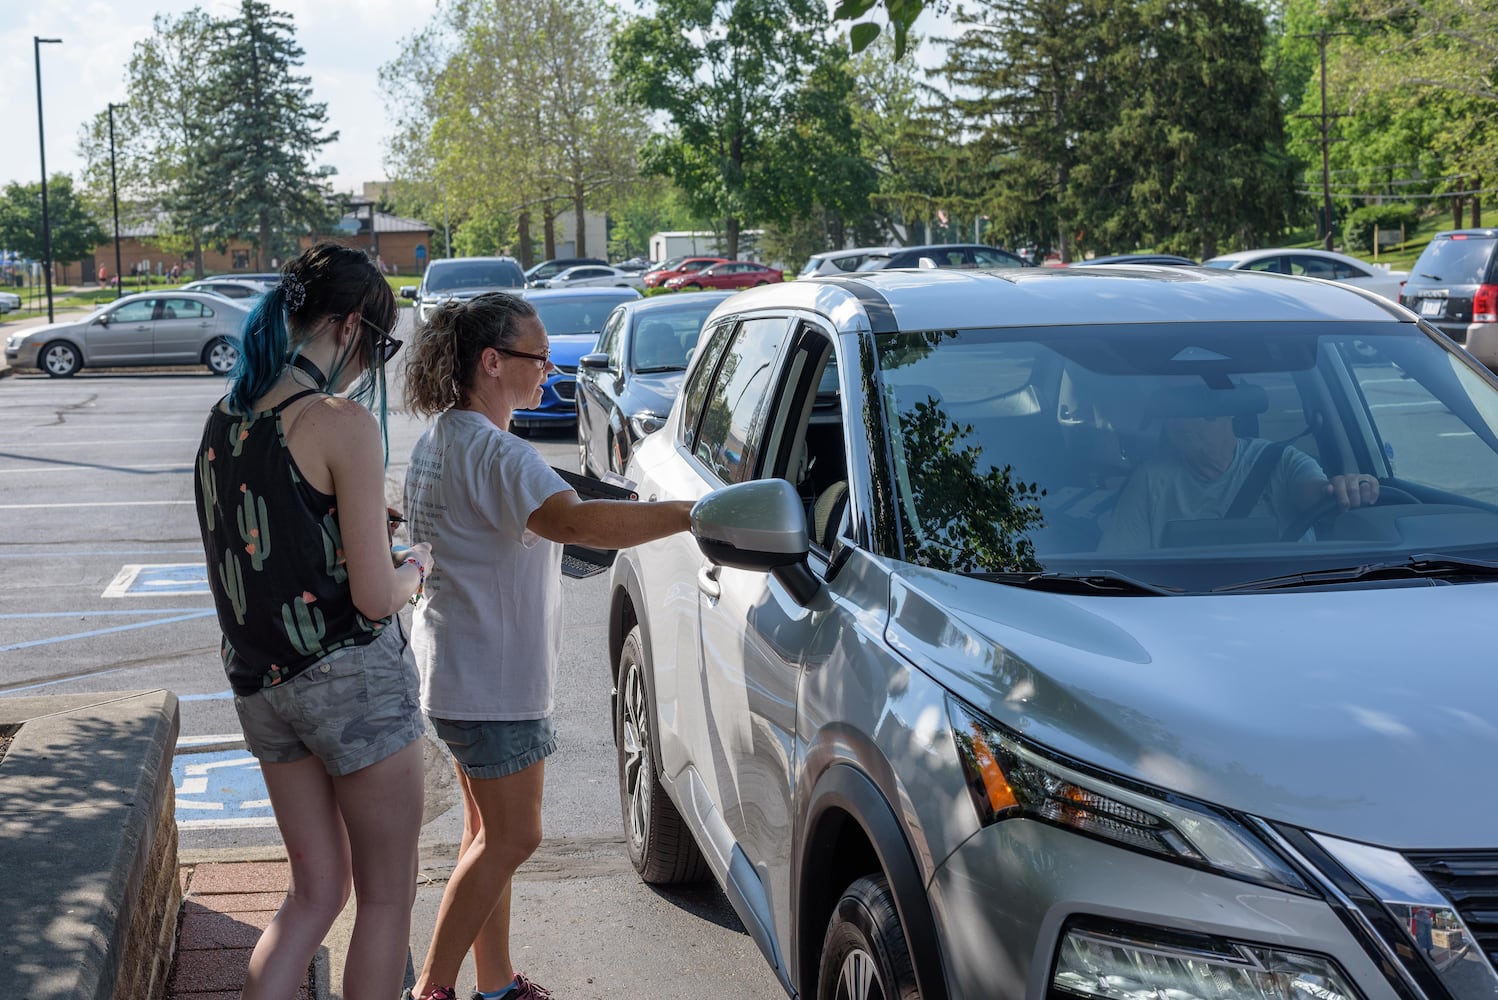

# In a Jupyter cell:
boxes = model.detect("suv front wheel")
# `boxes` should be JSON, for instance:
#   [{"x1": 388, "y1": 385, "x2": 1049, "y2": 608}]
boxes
[
  {"x1": 616, "y1": 625, "x2": 708, "y2": 884},
  {"x1": 817, "y1": 874, "x2": 920, "y2": 1000}
]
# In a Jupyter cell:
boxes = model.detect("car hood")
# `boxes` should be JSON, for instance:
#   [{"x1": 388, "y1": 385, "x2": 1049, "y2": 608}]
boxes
[
  {"x1": 621, "y1": 371, "x2": 684, "y2": 414},
  {"x1": 886, "y1": 569, "x2": 1498, "y2": 848},
  {"x1": 10, "y1": 317, "x2": 89, "y2": 341}
]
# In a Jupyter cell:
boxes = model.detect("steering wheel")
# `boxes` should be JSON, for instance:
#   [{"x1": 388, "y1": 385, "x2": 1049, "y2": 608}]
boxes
[{"x1": 1280, "y1": 481, "x2": 1421, "y2": 542}]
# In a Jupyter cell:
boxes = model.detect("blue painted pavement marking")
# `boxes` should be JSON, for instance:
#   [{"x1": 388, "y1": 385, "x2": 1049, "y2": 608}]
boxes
[
  {"x1": 104, "y1": 563, "x2": 211, "y2": 597},
  {"x1": 172, "y1": 747, "x2": 278, "y2": 830}
]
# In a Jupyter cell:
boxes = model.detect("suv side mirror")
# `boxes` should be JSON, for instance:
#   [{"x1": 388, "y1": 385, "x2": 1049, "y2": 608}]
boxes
[
  {"x1": 399, "y1": 285, "x2": 417, "y2": 300},
  {"x1": 579, "y1": 352, "x2": 610, "y2": 370},
  {"x1": 691, "y1": 478, "x2": 821, "y2": 605}
]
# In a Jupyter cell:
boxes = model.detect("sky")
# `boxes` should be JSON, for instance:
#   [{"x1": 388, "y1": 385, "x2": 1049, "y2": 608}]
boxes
[{"x1": 1, "y1": 1, "x2": 440, "y2": 193}]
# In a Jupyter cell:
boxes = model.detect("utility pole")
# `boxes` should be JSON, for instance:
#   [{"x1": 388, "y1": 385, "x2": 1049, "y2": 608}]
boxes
[
  {"x1": 34, "y1": 36, "x2": 62, "y2": 323},
  {"x1": 1295, "y1": 29, "x2": 1351, "y2": 251},
  {"x1": 107, "y1": 103, "x2": 125, "y2": 299}
]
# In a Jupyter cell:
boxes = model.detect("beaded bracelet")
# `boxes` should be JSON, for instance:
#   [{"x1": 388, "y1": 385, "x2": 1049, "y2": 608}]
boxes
[{"x1": 404, "y1": 556, "x2": 426, "y2": 605}]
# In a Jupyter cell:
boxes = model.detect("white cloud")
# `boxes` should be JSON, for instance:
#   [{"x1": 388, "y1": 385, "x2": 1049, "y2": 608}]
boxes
[{"x1": 0, "y1": 1, "x2": 437, "y2": 191}]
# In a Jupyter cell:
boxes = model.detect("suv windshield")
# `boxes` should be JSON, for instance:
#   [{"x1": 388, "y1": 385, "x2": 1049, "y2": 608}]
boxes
[
  {"x1": 424, "y1": 260, "x2": 522, "y2": 292},
  {"x1": 1412, "y1": 236, "x2": 1496, "y2": 284},
  {"x1": 873, "y1": 322, "x2": 1498, "y2": 591}
]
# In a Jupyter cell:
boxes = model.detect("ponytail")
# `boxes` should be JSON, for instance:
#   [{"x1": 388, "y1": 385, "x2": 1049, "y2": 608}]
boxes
[{"x1": 225, "y1": 283, "x2": 294, "y2": 416}]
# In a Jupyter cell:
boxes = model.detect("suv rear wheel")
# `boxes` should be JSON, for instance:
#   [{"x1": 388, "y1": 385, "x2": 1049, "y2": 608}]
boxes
[
  {"x1": 817, "y1": 874, "x2": 920, "y2": 1000},
  {"x1": 616, "y1": 625, "x2": 708, "y2": 883}
]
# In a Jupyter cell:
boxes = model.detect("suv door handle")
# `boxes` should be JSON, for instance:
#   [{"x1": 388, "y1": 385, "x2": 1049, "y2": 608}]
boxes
[{"x1": 696, "y1": 563, "x2": 721, "y2": 599}]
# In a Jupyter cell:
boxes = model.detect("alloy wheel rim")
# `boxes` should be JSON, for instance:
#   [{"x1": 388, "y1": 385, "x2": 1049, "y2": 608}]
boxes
[
  {"x1": 621, "y1": 661, "x2": 650, "y2": 848},
  {"x1": 835, "y1": 948, "x2": 880, "y2": 1000},
  {"x1": 44, "y1": 347, "x2": 74, "y2": 375}
]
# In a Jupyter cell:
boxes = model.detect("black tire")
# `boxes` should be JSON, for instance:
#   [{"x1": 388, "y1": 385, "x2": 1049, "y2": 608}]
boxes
[
  {"x1": 202, "y1": 337, "x2": 239, "y2": 375},
  {"x1": 616, "y1": 626, "x2": 709, "y2": 884},
  {"x1": 41, "y1": 340, "x2": 81, "y2": 377},
  {"x1": 817, "y1": 875, "x2": 921, "y2": 1000}
]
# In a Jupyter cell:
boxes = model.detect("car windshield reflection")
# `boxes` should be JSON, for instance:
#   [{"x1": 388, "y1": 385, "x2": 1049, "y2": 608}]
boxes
[{"x1": 874, "y1": 322, "x2": 1498, "y2": 591}]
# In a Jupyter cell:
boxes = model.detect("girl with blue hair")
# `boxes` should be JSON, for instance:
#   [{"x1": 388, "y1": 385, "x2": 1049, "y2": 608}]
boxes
[{"x1": 194, "y1": 241, "x2": 435, "y2": 999}]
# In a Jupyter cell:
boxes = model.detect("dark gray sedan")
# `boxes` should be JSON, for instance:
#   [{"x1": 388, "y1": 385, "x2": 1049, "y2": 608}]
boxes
[{"x1": 4, "y1": 292, "x2": 250, "y2": 377}]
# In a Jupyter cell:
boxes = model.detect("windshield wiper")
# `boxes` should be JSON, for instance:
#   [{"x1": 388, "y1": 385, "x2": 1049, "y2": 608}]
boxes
[
  {"x1": 634, "y1": 364, "x2": 687, "y2": 374},
  {"x1": 1213, "y1": 553, "x2": 1498, "y2": 593},
  {"x1": 1418, "y1": 273, "x2": 1442, "y2": 280},
  {"x1": 977, "y1": 569, "x2": 1180, "y2": 595}
]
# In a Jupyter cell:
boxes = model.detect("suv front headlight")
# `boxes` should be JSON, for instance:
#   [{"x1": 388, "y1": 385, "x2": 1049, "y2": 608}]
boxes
[
  {"x1": 950, "y1": 699, "x2": 1311, "y2": 894},
  {"x1": 629, "y1": 411, "x2": 667, "y2": 439}
]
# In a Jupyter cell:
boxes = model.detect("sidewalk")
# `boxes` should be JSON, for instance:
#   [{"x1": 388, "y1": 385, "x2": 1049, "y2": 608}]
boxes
[{"x1": 173, "y1": 858, "x2": 314, "y2": 999}]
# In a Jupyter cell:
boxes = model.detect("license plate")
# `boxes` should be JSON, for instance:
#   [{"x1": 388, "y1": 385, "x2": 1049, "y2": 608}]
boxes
[{"x1": 1419, "y1": 298, "x2": 1444, "y2": 317}]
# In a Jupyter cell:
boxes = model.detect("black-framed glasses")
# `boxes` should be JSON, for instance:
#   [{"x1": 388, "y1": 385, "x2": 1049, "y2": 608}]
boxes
[
  {"x1": 498, "y1": 346, "x2": 554, "y2": 370},
  {"x1": 361, "y1": 316, "x2": 403, "y2": 363}
]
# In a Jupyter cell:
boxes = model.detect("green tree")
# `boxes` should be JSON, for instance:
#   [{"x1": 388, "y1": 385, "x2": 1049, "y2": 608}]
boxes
[
  {"x1": 602, "y1": 178, "x2": 701, "y2": 261},
  {"x1": 0, "y1": 177, "x2": 108, "y2": 272},
  {"x1": 612, "y1": 0, "x2": 853, "y2": 259},
  {"x1": 198, "y1": 0, "x2": 338, "y2": 268}
]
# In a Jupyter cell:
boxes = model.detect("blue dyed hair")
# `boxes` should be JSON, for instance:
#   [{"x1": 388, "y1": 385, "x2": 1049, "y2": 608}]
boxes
[{"x1": 224, "y1": 243, "x2": 398, "y2": 455}]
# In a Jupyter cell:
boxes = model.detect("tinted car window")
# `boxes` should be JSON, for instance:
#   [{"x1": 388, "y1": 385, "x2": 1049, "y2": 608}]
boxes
[
  {"x1": 1412, "y1": 237, "x2": 1496, "y2": 284},
  {"x1": 527, "y1": 296, "x2": 632, "y2": 336},
  {"x1": 1244, "y1": 257, "x2": 1284, "y2": 273},
  {"x1": 973, "y1": 248, "x2": 1024, "y2": 269},
  {"x1": 691, "y1": 318, "x2": 789, "y2": 482},
  {"x1": 425, "y1": 260, "x2": 524, "y2": 291},
  {"x1": 598, "y1": 309, "x2": 624, "y2": 367},
  {"x1": 681, "y1": 320, "x2": 738, "y2": 447}
]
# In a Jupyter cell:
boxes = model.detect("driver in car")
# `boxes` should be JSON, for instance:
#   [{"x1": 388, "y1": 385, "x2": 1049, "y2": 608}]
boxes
[{"x1": 1098, "y1": 411, "x2": 1380, "y2": 551}]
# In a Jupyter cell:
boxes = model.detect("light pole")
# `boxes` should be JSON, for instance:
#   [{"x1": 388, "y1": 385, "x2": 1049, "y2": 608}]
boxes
[
  {"x1": 107, "y1": 103, "x2": 125, "y2": 299},
  {"x1": 34, "y1": 36, "x2": 62, "y2": 323}
]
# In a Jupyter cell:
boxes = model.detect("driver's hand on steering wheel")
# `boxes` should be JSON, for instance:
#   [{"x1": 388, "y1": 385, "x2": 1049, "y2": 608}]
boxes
[{"x1": 1325, "y1": 474, "x2": 1380, "y2": 510}]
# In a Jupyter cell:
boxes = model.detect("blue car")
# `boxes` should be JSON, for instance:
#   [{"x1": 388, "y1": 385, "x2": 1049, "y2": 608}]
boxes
[{"x1": 512, "y1": 286, "x2": 642, "y2": 434}]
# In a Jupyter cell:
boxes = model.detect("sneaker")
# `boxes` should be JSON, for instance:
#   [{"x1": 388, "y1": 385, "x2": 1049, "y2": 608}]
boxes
[
  {"x1": 471, "y1": 974, "x2": 553, "y2": 1000},
  {"x1": 403, "y1": 988, "x2": 458, "y2": 1000}
]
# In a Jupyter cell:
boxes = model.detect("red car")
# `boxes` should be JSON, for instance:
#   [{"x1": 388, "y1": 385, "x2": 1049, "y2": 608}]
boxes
[
  {"x1": 663, "y1": 260, "x2": 784, "y2": 291},
  {"x1": 642, "y1": 256, "x2": 728, "y2": 289}
]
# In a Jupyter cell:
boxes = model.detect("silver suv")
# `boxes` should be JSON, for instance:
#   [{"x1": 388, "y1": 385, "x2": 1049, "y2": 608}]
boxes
[
  {"x1": 406, "y1": 255, "x2": 525, "y2": 324},
  {"x1": 607, "y1": 266, "x2": 1498, "y2": 999}
]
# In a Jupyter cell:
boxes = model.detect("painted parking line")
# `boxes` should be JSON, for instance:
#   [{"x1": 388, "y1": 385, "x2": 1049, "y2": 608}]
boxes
[
  {"x1": 172, "y1": 746, "x2": 277, "y2": 830},
  {"x1": 0, "y1": 610, "x2": 215, "y2": 654},
  {"x1": 0, "y1": 500, "x2": 194, "y2": 510},
  {"x1": 104, "y1": 563, "x2": 210, "y2": 598}
]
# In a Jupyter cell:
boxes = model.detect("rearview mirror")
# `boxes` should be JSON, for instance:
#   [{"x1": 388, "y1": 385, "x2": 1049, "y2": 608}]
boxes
[{"x1": 691, "y1": 478, "x2": 820, "y2": 605}]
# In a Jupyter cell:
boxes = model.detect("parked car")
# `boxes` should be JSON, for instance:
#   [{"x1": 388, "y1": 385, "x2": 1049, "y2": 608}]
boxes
[
  {"x1": 575, "y1": 290, "x2": 736, "y2": 478},
  {"x1": 4, "y1": 291, "x2": 250, "y2": 377},
  {"x1": 796, "y1": 246, "x2": 895, "y2": 278},
  {"x1": 405, "y1": 256, "x2": 526, "y2": 323},
  {"x1": 662, "y1": 260, "x2": 783, "y2": 291},
  {"x1": 856, "y1": 242, "x2": 1029, "y2": 271},
  {"x1": 511, "y1": 286, "x2": 642, "y2": 434},
  {"x1": 1073, "y1": 253, "x2": 1199, "y2": 266},
  {"x1": 179, "y1": 279, "x2": 269, "y2": 301},
  {"x1": 0, "y1": 290, "x2": 21, "y2": 313},
  {"x1": 615, "y1": 256, "x2": 653, "y2": 272},
  {"x1": 605, "y1": 265, "x2": 1498, "y2": 1000},
  {"x1": 642, "y1": 256, "x2": 728, "y2": 289},
  {"x1": 525, "y1": 256, "x2": 608, "y2": 286},
  {"x1": 533, "y1": 264, "x2": 645, "y2": 291},
  {"x1": 1398, "y1": 229, "x2": 1498, "y2": 366},
  {"x1": 1203, "y1": 247, "x2": 1406, "y2": 301}
]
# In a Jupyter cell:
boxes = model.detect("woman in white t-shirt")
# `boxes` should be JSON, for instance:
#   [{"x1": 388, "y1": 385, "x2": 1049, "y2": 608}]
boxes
[{"x1": 400, "y1": 292, "x2": 694, "y2": 1000}]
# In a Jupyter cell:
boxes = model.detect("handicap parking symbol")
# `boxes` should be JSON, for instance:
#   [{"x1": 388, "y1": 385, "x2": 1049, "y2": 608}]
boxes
[
  {"x1": 172, "y1": 748, "x2": 277, "y2": 830},
  {"x1": 104, "y1": 563, "x2": 210, "y2": 598}
]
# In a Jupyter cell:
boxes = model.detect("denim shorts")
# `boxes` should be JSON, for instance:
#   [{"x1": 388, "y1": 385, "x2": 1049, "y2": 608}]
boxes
[
  {"x1": 431, "y1": 715, "x2": 558, "y2": 779},
  {"x1": 234, "y1": 622, "x2": 422, "y2": 777}
]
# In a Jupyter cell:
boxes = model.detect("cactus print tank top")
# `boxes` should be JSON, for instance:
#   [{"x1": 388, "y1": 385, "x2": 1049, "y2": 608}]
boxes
[{"x1": 195, "y1": 389, "x2": 390, "y2": 696}]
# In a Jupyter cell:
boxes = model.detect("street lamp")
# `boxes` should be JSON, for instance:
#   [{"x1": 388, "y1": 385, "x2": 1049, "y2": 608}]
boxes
[
  {"x1": 108, "y1": 103, "x2": 125, "y2": 299},
  {"x1": 34, "y1": 36, "x2": 62, "y2": 323}
]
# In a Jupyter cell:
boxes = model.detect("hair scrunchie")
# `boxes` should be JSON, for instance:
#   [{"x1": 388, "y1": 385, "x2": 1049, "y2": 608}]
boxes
[{"x1": 281, "y1": 272, "x2": 307, "y2": 314}]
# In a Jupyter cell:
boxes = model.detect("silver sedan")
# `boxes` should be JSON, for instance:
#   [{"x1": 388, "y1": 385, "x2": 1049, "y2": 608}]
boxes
[{"x1": 4, "y1": 291, "x2": 251, "y2": 377}]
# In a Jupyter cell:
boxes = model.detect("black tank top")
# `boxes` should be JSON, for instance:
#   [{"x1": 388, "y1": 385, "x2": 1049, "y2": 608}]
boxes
[{"x1": 195, "y1": 389, "x2": 390, "y2": 695}]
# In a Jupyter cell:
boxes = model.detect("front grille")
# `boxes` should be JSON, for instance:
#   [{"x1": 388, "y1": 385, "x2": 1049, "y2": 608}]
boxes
[
  {"x1": 554, "y1": 379, "x2": 576, "y2": 401},
  {"x1": 1406, "y1": 851, "x2": 1498, "y2": 968}
]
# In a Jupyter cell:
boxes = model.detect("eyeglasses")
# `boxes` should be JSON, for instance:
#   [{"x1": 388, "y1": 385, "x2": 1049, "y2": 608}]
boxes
[
  {"x1": 361, "y1": 316, "x2": 403, "y2": 363},
  {"x1": 498, "y1": 346, "x2": 555, "y2": 371}
]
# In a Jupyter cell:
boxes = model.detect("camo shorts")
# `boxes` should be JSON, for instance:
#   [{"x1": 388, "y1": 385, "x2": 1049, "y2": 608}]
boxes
[{"x1": 234, "y1": 622, "x2": 422, "y2": 777}]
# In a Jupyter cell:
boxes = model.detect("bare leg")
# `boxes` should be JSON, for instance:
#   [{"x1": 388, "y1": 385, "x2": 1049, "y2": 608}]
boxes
[
  {"x1": 241, "y1": 756, "x2": 352, "y2": 1000},
  {"x1": 332, "y1": 739, "x2": 424, "y2": 998},
  {"x1": 413, "y1": 760, "x2": 545, "y2": 996}
]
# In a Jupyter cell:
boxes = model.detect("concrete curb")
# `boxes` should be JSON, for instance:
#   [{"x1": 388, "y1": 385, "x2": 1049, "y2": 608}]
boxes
[{"x1": 0, "y1": 690, "x2": 181, "y2": 1000}]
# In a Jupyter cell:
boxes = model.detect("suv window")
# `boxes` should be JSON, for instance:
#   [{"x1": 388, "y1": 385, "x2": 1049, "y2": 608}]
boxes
[
  {"x1": 597, "y1": 309, "x2": 624, "y2": 368},
  {"x1": 681, "y1": 319, "x2": 738, "y2": 445},
  {"x1": 692, "y1": 317, "x2": 791, "y2": 483},
  {"x1": 974, "y1": 248, "x2": 1023, "y2": 269}
]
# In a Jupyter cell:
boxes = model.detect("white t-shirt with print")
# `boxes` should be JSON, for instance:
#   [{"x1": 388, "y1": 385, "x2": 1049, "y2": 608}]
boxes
[{"x1": 405, "y1": 408, "x2": 570, "y2": 721}]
